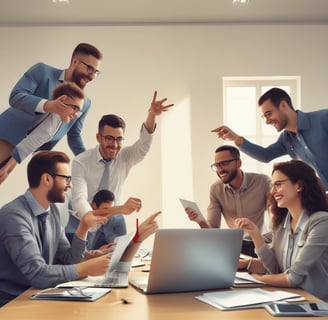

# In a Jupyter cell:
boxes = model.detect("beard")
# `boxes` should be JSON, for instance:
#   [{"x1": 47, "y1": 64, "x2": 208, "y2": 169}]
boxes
[
  {"x1": 71, "y1": 69, "x2": 90, "y2": 89},
  {"x1": 47, "y1": 185, "x2": 66, "y2": 203},
  {"x1": 218, "y1": 167, "x2": 238, "y2": 184},
  {"x1": 274, "y1": 113, "x2": 289, "y2": 132}
]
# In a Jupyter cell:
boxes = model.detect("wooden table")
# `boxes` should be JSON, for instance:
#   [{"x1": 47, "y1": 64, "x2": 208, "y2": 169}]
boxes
[{"x1": 0, "y1": 269, "x2": 326, "y2": 320}]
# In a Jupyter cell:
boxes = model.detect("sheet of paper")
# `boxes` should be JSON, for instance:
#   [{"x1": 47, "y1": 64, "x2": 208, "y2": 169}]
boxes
[
  {"x1": 179, "y1": 198, "x2": 206, "y2": 221},
  {"x1": 235, "y1": 272, "x2": 265, "y2": 284},
  {"x1": 57, "y1": 231, "x2": 135, "y2": 288},
  {"x1": 196, "y1": 288, "x2": 302, "y2": 310}
]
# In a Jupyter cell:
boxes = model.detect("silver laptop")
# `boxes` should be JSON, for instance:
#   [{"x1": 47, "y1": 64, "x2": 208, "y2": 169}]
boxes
[{"x1": 129, "y1": 228, "x2": 243, "y2": 294}]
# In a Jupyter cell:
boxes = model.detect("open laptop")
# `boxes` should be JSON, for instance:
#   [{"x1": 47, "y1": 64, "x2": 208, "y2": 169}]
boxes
[{"x1": 129, "y1": 228, "x2": 243, "y2": 294}]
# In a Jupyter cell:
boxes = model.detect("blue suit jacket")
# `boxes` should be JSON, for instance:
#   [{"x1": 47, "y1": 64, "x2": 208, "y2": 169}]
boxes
[{"x1": 0, "y1": 62, "x2": 91, "y2": 158}]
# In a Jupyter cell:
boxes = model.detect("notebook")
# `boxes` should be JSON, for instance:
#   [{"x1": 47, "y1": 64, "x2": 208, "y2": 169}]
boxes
[
  {"x1": 129, "y1": 228, "x2": 243, "y2": 294},
  {"x1": 57, "y1": 232, "x2": 135, "y2": 289}
]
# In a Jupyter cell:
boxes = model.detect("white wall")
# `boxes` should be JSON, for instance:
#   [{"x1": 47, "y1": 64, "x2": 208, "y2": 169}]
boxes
[{"x1": 1, "y1": 24, "x2": 328, "y2": 246}]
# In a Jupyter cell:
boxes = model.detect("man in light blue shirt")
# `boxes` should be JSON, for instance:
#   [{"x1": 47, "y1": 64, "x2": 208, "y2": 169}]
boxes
[{"x1": 212, "y1": 87, "x2": 328, "y2": 189}]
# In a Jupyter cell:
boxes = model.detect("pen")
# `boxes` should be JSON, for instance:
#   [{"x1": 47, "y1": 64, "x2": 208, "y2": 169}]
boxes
[
  {"x1": 121, "y1": 298, "x2": 131, "y2": 304},
  {"x1": 133, "y1": 218, "x2": 139, "y2": 243}
]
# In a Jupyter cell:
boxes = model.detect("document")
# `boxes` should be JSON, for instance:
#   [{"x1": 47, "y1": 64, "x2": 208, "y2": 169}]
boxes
[
  {"x1": 195, "y1": 288, "x2": 303, "y2": 310},
  {"x1": 234, "y1": 272, "x2": 265, "y2": 286},
  {"x1": 56, "y1": 232, "x2": 135, "y2": 289},
  {"x1": 179, "y1": 198, "x2": 206, "y2": 221},
  {"x1": 31, "y1": 287, "x2": 111, "y2": 302}
]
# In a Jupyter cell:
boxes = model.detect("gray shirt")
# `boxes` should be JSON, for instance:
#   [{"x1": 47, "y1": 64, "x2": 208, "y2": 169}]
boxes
[
  {"x1": 207, "y1": 172, "x2": 271, "y2": 233},
  {"x1": 0, "y1": 190, "x2": 86, "y2": 306},
  {"x1": 257, "y1": 210, "x2": 328, "y2": 301}
]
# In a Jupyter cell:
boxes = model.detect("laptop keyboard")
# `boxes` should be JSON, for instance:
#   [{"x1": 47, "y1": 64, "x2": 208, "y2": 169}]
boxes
[{"x1": 94, "y1": 271, "x2": 128, "y2": 288}]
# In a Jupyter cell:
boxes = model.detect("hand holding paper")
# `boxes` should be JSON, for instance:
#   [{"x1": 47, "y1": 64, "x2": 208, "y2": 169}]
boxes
[{"x1": 180, "y1": 198, "x2": 206, "y2": 224}]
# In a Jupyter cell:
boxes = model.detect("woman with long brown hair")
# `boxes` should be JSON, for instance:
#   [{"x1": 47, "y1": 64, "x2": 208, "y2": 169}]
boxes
[{"x1": 236, "y1": 160, "x2": 328, "y2": 301}]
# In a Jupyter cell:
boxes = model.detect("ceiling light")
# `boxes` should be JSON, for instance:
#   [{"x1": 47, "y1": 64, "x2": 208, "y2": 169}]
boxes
[
  {"x1": 233, "y1": 0, "x2": 250, "y2": 4},
  {"x1": 52, "y1": 0, "x2": 70, "y2": 4}
]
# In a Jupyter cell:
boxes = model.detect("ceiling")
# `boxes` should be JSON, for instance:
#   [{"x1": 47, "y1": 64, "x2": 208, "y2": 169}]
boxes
[{"x1": 1, "y1": 0, "x2": 328, "y2": 26}]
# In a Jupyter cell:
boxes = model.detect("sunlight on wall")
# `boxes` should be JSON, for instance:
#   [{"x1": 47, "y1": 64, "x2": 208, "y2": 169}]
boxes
[{"x1": 161, "y1": 97, "x2": 196, "y2": 228}]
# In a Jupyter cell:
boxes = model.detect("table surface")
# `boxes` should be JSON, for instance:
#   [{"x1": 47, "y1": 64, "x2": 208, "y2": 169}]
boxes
[{"x1": 1, "y1": 268, "x2": 327, "y2": 320}]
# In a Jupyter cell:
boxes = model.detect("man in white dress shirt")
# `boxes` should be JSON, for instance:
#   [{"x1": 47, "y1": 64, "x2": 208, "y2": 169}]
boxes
[{"x1": 65, "y1": 91, "x2": 174, "y2": 249}]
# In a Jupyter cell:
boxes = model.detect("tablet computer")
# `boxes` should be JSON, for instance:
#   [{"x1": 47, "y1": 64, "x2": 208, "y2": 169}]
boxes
[{"x1": 265, "y1": 302, "x2": 328, "y2": 317}]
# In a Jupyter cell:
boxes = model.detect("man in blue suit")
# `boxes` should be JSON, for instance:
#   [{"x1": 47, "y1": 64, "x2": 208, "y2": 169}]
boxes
[{"x1": 0, "y1": 43, "x2": 102, "y2": 179}]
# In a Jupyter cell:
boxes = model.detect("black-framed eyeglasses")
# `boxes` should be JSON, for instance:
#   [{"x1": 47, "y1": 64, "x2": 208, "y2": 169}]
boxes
[
  {"x1": 100, "y1": 134, "x2": 125, "y2": 144},
  {"x1": 79, "y1": 60, "x2": 100, "y2": 77},
  {"x1": 47, "y1": 172, "x2": 72, "y2": 185},
  {"x1": 210, "y1": 159, "x2": 238, "y2": 171},
  {"x1": 63, "y1": 103, "x2": 82, "y2": 117},
  {"x1": 271, "y1": 179, "x2": 289, "y2": 190}
]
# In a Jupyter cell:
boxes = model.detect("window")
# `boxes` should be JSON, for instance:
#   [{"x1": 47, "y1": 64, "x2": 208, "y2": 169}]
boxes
[{"x1": 222, "y1": 76, "x2": 301, "y2": 176}]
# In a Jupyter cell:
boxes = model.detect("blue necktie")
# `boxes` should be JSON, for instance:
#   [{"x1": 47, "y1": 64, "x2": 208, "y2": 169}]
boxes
[
  {"x1": 98, "y1": 160, "x2": 111, "y2": 191},
  {"x1": 38, "y1": 212, "x2": 50, "y2": 263}
]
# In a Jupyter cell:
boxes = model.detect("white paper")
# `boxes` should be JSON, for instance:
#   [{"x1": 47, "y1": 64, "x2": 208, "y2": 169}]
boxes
[
  {"x1": 235, "y1": 272, "x2": 265, "y2": 284},
  {"x1": 196, "y1": 288, "x2": 302, "y2": 310},
  {"x1": 179, "y1": 198, "x2": 206, "y2": 221},
  {"x1": 57, "y1": 231, "x2": 135, "y2": 288}
]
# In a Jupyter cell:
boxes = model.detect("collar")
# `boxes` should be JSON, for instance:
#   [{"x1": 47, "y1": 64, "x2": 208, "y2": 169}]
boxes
[
  {"x1": 24, "y1": 189, "x2": 50, "y2": 218},
  {"x1": 96, "y1": 146, "x2": 114, "y2": 164},
  {"x1": 59, "y1": 70, "x2": 65, "y2": 82},
  {"x1": 283, "y1": 210, "x2": 308, "y2": 233},
  {"x1": 225, "y1": 171, "x2": 247, "y2": 192},
  {"x1": 296, "y1": 110, "x2": 310, "y2": 131},
  {"x1": 284, "y1": 110, "x2": 309, "y2": 137}
]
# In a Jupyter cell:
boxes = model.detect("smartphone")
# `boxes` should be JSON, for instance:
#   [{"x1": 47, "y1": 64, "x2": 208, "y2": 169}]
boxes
[{"x1": 265, "y1": 302, "x2": 328, "y2": 317}]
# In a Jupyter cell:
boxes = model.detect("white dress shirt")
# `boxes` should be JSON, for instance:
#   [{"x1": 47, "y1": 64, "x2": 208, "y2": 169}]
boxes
[{"x1": 71, "y1": 124, "x2": 154, "y2": 227}]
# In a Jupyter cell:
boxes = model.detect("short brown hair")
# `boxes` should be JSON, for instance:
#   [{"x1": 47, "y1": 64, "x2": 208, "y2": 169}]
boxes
[
  {"x1": 27, "y1": 151, "x2": 70, "y2": 188},
  {"x1": 258, "y1": 87, "x2": 294, "y2": 110},
  {"x1": 52, "y1": 82, "x2": 84, "y2": 100},
  {"x1": 98, "y1": 114, "x2": 126, "y2": 133},
  {"x1": 72, "y1": 43, "x2": 103, "y2": 61},
  {"x1": 215, "y1": 145, "x2": 240, "y2": 159}
]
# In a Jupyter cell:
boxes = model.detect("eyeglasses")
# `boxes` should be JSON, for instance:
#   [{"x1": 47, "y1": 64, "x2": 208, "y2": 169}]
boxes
[
  {"x1": 64, "y1": 103, "x2": 82, "y2": 117},
  {"x1": 79, "y1": 60, "x2": 100, "y2": 77},
  {"x1": 47, "y1": 172, "x2": 72, "y2": 185},
  {"x1": 100, "y1": 134, "x2": 125, "y2": 144},
  {"x1": 210, "y1": 159, "x2": 238, "y2": 171},
  {"x1": 261, "y1": 111, "x2": 273, "y2": 120},
  {"x1": 271, "y1": 179, "x2": 289, "y2": 190}
]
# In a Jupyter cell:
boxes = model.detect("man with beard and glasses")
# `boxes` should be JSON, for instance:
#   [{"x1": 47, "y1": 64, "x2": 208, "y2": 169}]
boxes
[
  {"x1": 0, "y1": 43, "x2": 102, "y2": 172},
  {"x1": 0, "y1": 151, "x2": 160, "y2": 307},
  {"x1": 0, "y1": 82, "x2": 84, "y2": 184},
  {"x1": 65, "y1": 91, "x2": 174, "y2": 250},
  {"x1": 184, "y1": 145, "x2": 271, "y2": 257},
  {"x1": 211, "y1": 87, "x2": 328, "y2": 189}
]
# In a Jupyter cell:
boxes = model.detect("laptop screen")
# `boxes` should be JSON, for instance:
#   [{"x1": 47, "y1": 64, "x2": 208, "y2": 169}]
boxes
[{"x1": 130, "y1": 228, "x2": 243, "y2": 294}]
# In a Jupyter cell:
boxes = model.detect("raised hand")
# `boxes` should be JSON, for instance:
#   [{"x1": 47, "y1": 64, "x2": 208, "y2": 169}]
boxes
[{"x1": 148, "y1": 91, "x2": 174, "y2": 116}]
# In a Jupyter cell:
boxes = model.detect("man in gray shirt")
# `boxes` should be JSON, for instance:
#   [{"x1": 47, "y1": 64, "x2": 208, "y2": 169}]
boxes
[
  {"x1": 185, "y1": 145, "x2": 271, "y2": 256},
  {"x1": 0, "y1": 150, "x2": 160, "y2": 306}
]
